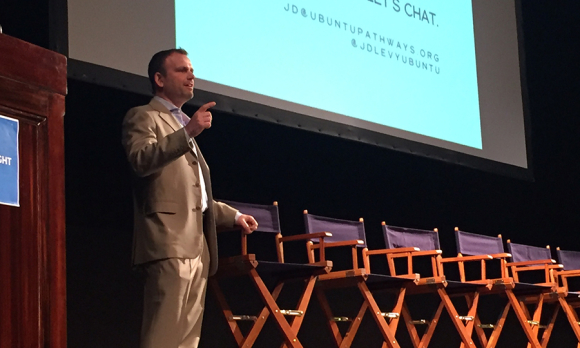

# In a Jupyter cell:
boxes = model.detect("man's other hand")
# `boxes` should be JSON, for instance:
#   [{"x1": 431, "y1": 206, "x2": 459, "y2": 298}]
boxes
[{"x1": 236, "y1": 214, "x2": 258, "y2": 234}]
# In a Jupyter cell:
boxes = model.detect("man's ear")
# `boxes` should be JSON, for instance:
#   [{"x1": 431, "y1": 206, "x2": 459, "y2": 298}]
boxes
[{"x1": 154, "y1": 72, "x2": 164, "y2": 89}]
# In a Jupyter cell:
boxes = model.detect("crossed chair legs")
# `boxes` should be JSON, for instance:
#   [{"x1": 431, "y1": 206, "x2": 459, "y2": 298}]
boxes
[
  {"x1": 314, "y1": 275, "x2": 480, "y2": 348},
  {"x1": 466, "y1": 284, "x2": 560, "y2": 348}
]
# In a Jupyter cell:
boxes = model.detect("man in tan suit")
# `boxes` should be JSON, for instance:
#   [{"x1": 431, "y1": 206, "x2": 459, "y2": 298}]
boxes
[{"x1": 122, "y1": 48, "x2": 258, "y2": 348}]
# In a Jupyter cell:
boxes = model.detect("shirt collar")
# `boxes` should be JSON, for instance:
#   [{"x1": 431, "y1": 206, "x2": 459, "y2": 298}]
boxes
[{"x1": 154, "y1": 96, "x2": 179, "y2": 113}]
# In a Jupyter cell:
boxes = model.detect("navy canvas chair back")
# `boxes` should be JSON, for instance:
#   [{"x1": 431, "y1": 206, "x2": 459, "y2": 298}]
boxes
[
  {"x1": 448, "y1": 228, "x2": 509, "y2": 282},
  {"x1": 383, "y1": 225, "x2": 440, "y2": 251},
  {"x1": 220, "y1": 199, "x2": 281, "y2": 234},
  {"x1": 304, "y1": 213, "x2": 367, "y2": 247},
  {"x1": 507, "y1": 242, "x2": 552, "y2": 263},
  {"x1": 218, "y1": 200, "x2": 282, "y2": 259},
  {"x1": 556, "y1": 248, "x2": 580, "y2": 271},
  {"x1": 380, "y1": 224, "x2": 444, "y2": 280},
  {"x1": 506, "y1": 241, "x2": 559, "y2": 287},
  {"x1": 455, "y1": 229, "x2": 504, "y2": 256},
  {"x1": 555, "y1": 247, "x2": 580, "y2": 293}
]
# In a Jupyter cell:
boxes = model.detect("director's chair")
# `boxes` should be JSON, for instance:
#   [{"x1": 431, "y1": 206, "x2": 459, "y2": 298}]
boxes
[
  {"x1": 378, "y1": 223, "x2": 482, "y2": 348},
  {"x1": 554, "y1": 247, "x2": 580, "y2": 346},
  {"x1": 440, "y1": 229, "x2": 513, "y2": 348},
  {"x1": 447, "y1": 228, "x2": 561, "y2": 348},
  {"x1": 210, "y1": 201, "x2": 333, "y2": 348},
  {"x1": 303, "y1": 211, "x2": 418, "y2": 348},
  {"x1": 506, "y1": 240, "x2": 562, "y2": 348}
]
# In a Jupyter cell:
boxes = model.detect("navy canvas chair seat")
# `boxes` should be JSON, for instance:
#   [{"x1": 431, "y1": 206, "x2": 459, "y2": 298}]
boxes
[
  {"x1": 554, "y1": 247, "x2": 580, "y2": 345},
  {"x1": 303, "y1": 212, "x2": 418, "y2": 348},
  {"x1": 378, "y1": 223, "x2": 482, "y2": 348},
  {"x1": 210, "y1": 201, "x2": 332, "y2": 348}
]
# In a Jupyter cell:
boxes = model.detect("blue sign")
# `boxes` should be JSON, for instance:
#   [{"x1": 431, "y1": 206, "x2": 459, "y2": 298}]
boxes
[{"x1": 0, "y1": 115, "x2": 19, "y2": 207}]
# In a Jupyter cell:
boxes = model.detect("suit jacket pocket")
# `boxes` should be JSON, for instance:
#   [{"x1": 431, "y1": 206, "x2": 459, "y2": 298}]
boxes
[{"x1": 144, "y1": 201, "x2": 178, "y2": 215}]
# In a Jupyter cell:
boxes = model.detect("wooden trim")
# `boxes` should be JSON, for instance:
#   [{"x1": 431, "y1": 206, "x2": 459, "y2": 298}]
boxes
[{"x1": 0, "y1": 34, "x2": 66, "y2": 95}]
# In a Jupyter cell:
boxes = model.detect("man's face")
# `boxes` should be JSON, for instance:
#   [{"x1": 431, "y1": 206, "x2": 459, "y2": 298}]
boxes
[{"x1": 155, "y1": 53, "x2": 195, "y2": 107}]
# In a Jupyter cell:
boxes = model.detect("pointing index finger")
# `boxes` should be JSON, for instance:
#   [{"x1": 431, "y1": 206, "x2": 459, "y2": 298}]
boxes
[{"x1": 199, "y1": 101, "x2": 216, "y2": 112}]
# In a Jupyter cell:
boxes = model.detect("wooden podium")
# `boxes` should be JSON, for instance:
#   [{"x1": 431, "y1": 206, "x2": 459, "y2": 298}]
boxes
[{"x1": 0, "y1": 34, "x2": 67, "y2": 347}]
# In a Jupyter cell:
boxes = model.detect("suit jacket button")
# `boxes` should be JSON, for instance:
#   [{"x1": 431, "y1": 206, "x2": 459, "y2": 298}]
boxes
[
  {"x1": 195, "y1": 206, "x2": 201, "y2": 211},
  {"x1": 192, "y1": 160, "x2": 198, "y2": 165},
  {"x1": 194, "y1": 183, "x2": 200, "y2": 188}
]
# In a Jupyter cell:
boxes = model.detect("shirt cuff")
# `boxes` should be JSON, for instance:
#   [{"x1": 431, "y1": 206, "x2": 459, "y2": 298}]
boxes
[{"x1": 234, "y1": 211, "x2": 242, "y2": 223}]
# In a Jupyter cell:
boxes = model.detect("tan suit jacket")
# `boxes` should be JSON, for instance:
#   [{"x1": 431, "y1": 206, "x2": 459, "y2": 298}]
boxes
[{"x1": 122, "y1": 98, "x2": 237, "y2": 276}]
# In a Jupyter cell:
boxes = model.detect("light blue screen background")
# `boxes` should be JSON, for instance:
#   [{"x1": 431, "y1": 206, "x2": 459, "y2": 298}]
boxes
[{"x1": 176, "y1": 0, "x2": 482, "y2": 148}]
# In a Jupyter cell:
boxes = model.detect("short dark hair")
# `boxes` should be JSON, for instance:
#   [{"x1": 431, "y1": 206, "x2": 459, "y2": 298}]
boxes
[{"x1": 148, "y1": 48, "x2": 189, "y2": 94}]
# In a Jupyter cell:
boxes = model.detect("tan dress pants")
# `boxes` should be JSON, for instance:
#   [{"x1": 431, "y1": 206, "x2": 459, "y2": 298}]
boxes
[{"x1": 140, "y1": 238, "x2": 210, "y2": 348}]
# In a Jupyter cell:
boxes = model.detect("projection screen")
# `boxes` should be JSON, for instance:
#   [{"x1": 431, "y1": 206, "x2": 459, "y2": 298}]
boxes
[{"x1": 66, "y1": 0, "x2": 531, "y2": 178}]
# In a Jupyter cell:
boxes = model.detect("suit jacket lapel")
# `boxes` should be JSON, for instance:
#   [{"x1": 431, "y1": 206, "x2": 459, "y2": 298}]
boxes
[
  {"x1": 149, "y1": 98, "x2": 199, "y2": 159},
  {"x1": 149, "y1": 98, "x2": 182, "y2": 133}
]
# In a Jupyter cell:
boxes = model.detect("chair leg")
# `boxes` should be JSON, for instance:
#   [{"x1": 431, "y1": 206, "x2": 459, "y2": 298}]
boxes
[
  {"x1": 340, "y1": 299, "x2": 368, "y2": 348},
  {"x1": 249, "y1": 269, "x2": 303, "y2": 348},
  {"x1": 315, "y1": 286, "x2": 345, "y2": 348},
  {"x1": 526, "y1": 295, "x2": 544, "y2": 348},
  {"x1": 483, "y1": 300, "x2": 511, "y2": 348},
  {"x1": 473, "y1": 314, "x2": 488, "y2": 348},
  {"x1": 418, "y1": 301, "x2": 445, "y2": 348},
  {"x1": 244, "y1": 282, "x2": 285, "y2": 348},
  {"x1": 539, "y1": 304, "x2": 559, "y2": 348},
  {"x1": 505, "y1": 290, "x2": 542, "y2": 348},
  {"x1": 459, "y1": 292, "x2": 480, "y2": 348},
  {"x1": 357, "y1": 281, "x2": 401, "y2": 348},
  {"x1": 210, "y1": 278, "x2": 246, "y2": 346},
  {"x1": 280, "y1": 276, "x2": 318, "y2": 348},
  {"x1": 388, "y1": 288, "x2": 407, "y2": 334},
  {"x1": 401, "y1": 302, "x2": 421, "y2": 348},
  {"x1": 212, "y1": 277, "x2": 287, "y2": 348},
  {"x1": 399, "y1": 296, "x2": 445, "y2": 348},
  {"x1": 558, "y1": 297, "x2": 580, "y2": 345},
  {"x1": 437, "y1": 288, "x2": 476, "y2": 347}
]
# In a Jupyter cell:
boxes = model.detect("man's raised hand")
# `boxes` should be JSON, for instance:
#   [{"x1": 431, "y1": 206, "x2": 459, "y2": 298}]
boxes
[{"x1": 185, "y1": 101, "x2": 216, "y2": 137}]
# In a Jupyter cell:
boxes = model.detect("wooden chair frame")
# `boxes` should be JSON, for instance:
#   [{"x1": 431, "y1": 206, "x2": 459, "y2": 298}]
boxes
[
  {"x1": 505, "y1": 241, "x2": 562, "y2": 348},
  {"x1": 305, "y1": 213, "x2": 417, "y2": 348},
  {"x1": 372, "y1": 224, "x2": 481, "y2": 348},
  {"x1": 445, "y1": 229, "x2": 561, "y2": 348},
  {"x1": 211, "y1": 202, "x2": 333, "y2": 348},
  {"x1": 553, "y1": 247, "x2": 580, "y2": 347}
]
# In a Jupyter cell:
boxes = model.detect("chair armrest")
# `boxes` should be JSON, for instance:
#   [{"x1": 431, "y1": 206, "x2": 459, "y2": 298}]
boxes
[
  {"x1": 365, "y1": 247, "x2": 420, "y2": 256},
  {"x1": 411, "y1": 250, "x2": 442, "y2": 257},
  {"x1": 279, "y1": 232, "x2": 332, "y2": 242},
  {"x1": 439, "y1": 254, "x2": 493, "y2": 263},
  {"x1": 489, "y1": 253, "x2": 511, "y2": 259},
  {"x1": 556, "y1": 270, "x2": 580, "y2": 277},
  {"x1": 385, "y1": 249, "x2": 442, "y2": 260},
  {"x1": 506, "y1": 259, "x2": 556, "y2": 267},
  {"x1": 323, "y1": 239, "x2": 365, "y2": 248},
  {"x1": 512, "y1": 264, "x2": 563, "y2": 272}
]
